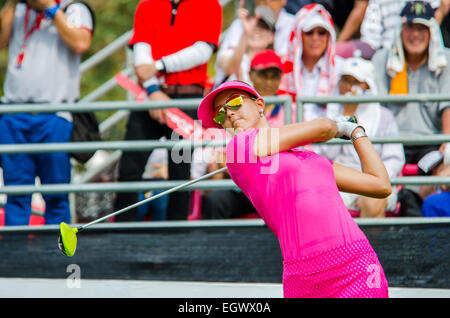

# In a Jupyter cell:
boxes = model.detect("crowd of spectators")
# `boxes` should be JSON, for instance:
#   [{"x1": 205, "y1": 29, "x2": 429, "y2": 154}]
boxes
[{"x1": 0, "y1": 0, "x2": 449, "y2": 226}]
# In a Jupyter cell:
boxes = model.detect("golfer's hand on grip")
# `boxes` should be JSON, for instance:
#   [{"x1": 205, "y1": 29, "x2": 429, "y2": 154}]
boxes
[{"x1": 333, "y1": 116, "x2": 364, "y2": 140}]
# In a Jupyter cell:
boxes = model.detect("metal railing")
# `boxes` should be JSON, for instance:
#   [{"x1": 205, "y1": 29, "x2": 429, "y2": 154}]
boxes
[
  {"x1": 80, "y1": 31, "x2": 133, "y2": 75},
  {"x1": 49, "y1": 0, "x2": 238, "y2": 186},
  {"x1": 1, "y1": 94, "x2": 450, "y2": 196},
  {"x1": 295, "y1": 93, "x2": 450, "y2": 123},
  {"x1": 78, "y1": 0, "x2": 234, "y2": 75},
  {"x1": 0, "y1": 134, "x2": 449, "y2": 155},
  {"x1": 0, "y1": 0, "x2": 448, "y2": 209},
  {"x1": 1, "y1": 176, "x2": 449, "y2": 196},
  {"x1": 0, "y1": 0, "x2": 241, "y2": 219}
]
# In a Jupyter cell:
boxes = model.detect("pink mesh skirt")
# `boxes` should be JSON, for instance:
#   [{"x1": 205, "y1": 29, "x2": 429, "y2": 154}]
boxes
[{"x1": 283, "y1": 239, "x2": 389, "y2": 298}]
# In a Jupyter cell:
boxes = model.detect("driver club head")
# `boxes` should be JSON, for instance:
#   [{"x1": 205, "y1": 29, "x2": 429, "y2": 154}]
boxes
[
  {"x1": 58, "y1": 235, "x2": 69, "y2": 256},
  {"x1": 58, "y1": 222, "x2": 78, "y2": 257}
]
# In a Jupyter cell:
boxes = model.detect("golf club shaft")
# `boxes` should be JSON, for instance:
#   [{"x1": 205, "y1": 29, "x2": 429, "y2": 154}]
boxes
[{"x1": 78, "y1": 166, "x2": 229, "y2": 231}]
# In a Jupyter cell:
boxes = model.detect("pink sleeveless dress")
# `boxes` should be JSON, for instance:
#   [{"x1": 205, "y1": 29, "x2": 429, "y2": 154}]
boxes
[{"x1": 226, "y1": 129, "x2": 388, "y2": 298}]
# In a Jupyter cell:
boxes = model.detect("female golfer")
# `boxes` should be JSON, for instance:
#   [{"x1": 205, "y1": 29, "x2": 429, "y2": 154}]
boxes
[{"x1": 198, "y1": 80, "x2": 390, "y2": 298}]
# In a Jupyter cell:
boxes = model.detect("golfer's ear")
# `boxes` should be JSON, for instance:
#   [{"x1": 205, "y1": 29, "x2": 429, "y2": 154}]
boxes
[{"x1": 256, "y1": 97, "x2": 265, "y2": 112}]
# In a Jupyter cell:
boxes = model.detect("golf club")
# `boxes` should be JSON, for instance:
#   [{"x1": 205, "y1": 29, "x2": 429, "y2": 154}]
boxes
[{"x1": 58, "y1": 166, "x2": 228, "y2": 257}]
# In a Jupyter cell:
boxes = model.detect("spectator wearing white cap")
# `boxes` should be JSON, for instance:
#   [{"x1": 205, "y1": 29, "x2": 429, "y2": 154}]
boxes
[
  {"x1": 372, "y1": 1, "x2": 450, "y2": 215},
  {"x1": 314, "y1": 56, "x2": 405, "y2": 218},
  {"x1": 279, "y1": 3, "x2": 344, "y2": 122}
]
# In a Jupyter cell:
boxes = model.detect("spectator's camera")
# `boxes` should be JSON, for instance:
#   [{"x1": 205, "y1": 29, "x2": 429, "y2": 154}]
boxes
[{"x1": 243, "y1": 0, "x2": 255, "y2": 16}]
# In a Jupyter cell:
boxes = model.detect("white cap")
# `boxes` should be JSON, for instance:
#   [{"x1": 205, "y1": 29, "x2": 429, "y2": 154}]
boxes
[
  {"x1": 302, "y1": 11, "x2": 330, "y2": 32},
  {"x1": 341, "y1": 57, "x2": 375, "y2": 89},
  {"x1": 404, "y1": 17, "x2": 432, "y2": 27}
]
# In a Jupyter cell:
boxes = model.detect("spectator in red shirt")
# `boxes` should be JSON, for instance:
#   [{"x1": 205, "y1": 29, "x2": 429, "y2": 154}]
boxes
[{"x1": 114, "y1": 0, "x2": 222, "y2": 221}]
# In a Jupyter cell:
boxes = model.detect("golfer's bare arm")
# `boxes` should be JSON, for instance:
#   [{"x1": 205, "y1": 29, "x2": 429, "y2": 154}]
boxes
[
  {"x1": 254, "y1": 121, "x2": 391, "y2": 199},
  {"x1": 332, "y1": 128, "x2": 392, "y2": 198},
  {"x1": 254, "y1": 118, "x2": 338, "y2": 157}
]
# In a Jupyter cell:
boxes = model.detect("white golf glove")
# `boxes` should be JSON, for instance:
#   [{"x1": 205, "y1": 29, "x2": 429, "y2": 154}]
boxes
[{"x1": 333, "y1": 116, "x2": 364, "y2": 140}]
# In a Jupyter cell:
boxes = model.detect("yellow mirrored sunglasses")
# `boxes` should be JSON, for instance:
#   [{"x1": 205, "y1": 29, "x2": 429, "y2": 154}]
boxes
[{"x1": 213, "y1": 94, "x2": 256, "y2": 125}]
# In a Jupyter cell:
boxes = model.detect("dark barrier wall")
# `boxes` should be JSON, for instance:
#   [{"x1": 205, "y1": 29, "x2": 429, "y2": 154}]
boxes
[{"x1": 0, "y1": 221, "x2": 448, "y2": 288}]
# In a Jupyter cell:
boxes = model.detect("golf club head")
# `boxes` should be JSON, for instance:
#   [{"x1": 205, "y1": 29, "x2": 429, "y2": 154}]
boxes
[
  {"x1": 58, "y1": 235, "x2": 64, "y2": 254},
  {"x1": 58, "y1": 222, "x2": 78, "y2": 257}
]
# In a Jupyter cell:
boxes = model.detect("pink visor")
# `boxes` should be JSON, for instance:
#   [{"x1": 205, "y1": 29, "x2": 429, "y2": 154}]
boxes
[{"x1": 197, "y1": 81, "x2": 261, "y2": 129}]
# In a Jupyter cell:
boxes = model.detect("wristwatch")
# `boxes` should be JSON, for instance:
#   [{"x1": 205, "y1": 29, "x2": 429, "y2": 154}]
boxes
[
  {"x1": 351, "y1": 129, "x2": 368, "y2": 142},
  {"x1": 44, "y1": 3, "x2": 60, "y2": 20},
  {"x1": 154, "y1": 60, "x2": 166, "y2": 73}
]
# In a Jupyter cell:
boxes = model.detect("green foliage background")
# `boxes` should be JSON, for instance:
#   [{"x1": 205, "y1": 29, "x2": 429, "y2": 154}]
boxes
[{"x1": 0, "y1": 0, "x2": 235, "y2": 140}]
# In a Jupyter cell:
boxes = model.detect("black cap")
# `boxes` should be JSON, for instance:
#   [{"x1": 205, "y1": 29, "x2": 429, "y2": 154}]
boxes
[{"x1": 400, "y1": 1, "x2": 435, "y2": 25}]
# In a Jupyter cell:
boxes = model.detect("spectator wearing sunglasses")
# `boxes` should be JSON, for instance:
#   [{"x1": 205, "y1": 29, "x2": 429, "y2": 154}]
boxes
[
  {"x1": 279, "y1": 3, "x2": 344, "y2": 123},
  {"x1": 197, "y1": 80, "x2": 391, "y2": 298}
]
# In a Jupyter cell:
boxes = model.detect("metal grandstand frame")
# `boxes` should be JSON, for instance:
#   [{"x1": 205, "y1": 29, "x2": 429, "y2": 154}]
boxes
[
  {"x1": 0, "y1": 0, "x2": 449, "y2": 218},
  {"x1": 0, "y1": 95, "x2": 449, "y2": 196}
]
